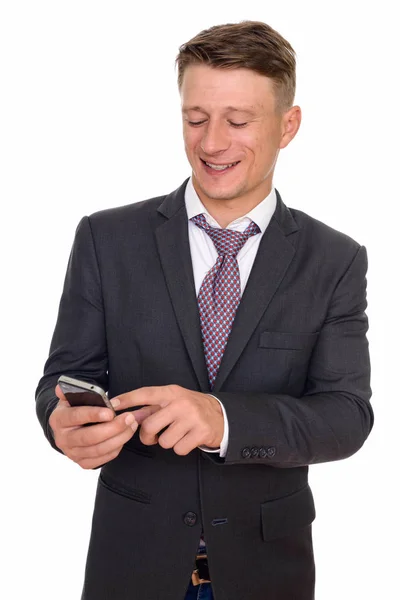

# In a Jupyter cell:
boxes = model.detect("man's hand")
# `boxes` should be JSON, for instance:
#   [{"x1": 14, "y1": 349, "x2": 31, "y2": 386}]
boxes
[
  {"x1": 111, "y1": 385, "x2": 224, "y2": 456},
  {"x1": 49, "y1": 384, "x2": 138, "y2": 469}
]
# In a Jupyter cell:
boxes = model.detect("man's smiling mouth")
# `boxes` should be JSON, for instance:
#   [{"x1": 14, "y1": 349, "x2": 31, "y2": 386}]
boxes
[{"x1": 200, "y1": 158, "x2": 241, "y2": 172}]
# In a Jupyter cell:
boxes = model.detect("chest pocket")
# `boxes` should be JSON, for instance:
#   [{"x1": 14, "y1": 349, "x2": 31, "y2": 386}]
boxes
[{"x1": 258, "y1": 331, "x2": 320, "y2": 391}]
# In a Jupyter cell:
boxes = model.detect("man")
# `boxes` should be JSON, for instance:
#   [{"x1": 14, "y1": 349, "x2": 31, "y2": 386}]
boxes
[{"x1": 35, "y1": 20, "x2": 373, "y2": 600}]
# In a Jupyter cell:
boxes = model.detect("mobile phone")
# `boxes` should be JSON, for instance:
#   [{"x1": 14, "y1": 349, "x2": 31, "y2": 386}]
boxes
[{"x1": 57, "y1": 375, "x2": 116, "y2": 415}]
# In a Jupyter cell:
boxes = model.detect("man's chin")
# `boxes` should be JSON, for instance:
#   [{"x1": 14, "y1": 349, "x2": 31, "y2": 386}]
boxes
[{"x1": 193, "y1": 177, "x2": 246, "y2": 202}]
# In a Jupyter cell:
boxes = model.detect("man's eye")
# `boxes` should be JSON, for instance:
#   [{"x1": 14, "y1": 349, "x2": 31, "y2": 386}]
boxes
[{"x1": 187, "y1": 120, "x2": 247, "y2": 128}]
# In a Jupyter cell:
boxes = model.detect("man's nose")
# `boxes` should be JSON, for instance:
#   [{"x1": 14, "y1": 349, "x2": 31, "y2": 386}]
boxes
[{"x1": 200, "y1": 121, "x2": 230, "y2": 155}]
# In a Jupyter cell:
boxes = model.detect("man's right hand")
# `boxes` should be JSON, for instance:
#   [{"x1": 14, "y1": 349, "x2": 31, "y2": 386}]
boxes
[{"x1": 49, "y1": 384, "x2": 138, "y2": 469}]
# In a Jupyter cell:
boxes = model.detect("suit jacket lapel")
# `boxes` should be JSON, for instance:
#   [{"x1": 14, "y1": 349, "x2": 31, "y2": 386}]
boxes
[
  {"x1": 155, "y1": 179, "x2": 210, "y2": 391},
  {"x1": 212, "y1": 191, "x2": 299, "y2": 392}
]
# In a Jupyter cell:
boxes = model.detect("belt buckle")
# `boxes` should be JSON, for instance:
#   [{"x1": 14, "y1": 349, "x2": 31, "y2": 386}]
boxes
[{"x1": 191, "y1": 554, "x2": 211, "y2": 586}]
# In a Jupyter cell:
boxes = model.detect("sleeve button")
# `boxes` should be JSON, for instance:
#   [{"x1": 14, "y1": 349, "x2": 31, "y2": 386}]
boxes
[
  {"x1": 250, "y1": 446, "x2": 259, "y2": 458},
  {"x1": 259, "y1": 446, "x2": 268, "y2": 458},
  {"x1": 241, "y1": 447, "x2": 251, "y2": 459}
]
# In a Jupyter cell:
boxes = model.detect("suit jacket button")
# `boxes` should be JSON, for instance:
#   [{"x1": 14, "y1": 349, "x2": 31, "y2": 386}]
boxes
[
  {"x1": 259, "y1": 446, "x2": 268, "y2": 458},
  {"x1": 183, "y1": 512, "x2": 197, "y2": 526},
  {"x1": 267, "y1": 446, "x2": 276, "y2": 457},
  {"x1": 241, "y1": 447, "x2": 251, "y2": 459},
  {"x1": 250, "y1": 446, "x2": 259, "y2": 458}
]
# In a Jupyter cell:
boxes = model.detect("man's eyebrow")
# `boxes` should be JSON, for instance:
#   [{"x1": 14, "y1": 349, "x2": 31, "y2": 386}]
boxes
[
  {"x1": 182, "y1": 105, "x2": 258, "y2": 116},
  {"x1": 225, "y1": 106, "x2": 258, "y2": 115}
]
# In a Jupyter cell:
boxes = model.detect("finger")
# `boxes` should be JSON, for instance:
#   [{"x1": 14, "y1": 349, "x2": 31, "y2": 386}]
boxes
[
  {"x1": 131, "y1": 406, "x2": 161, "y2": 425},
  {"x1": 139, "y1": 408, "x2": 174, "y2": 446},
  {"x1": 112, "y1": 385, "x2": 175, "y2": 410},
  {"x1": 70, "y1": 420, "x2": 138, "y2": 461},
  {"x1": 77, "y1": 448, "x2": 123, "y2": 470},
  {"x1": 55, "y1": 384, "x2": 69, "y2": 404},
  {"x1": 67, "y1": 412, "x2": 136, "y2": 448},
  {"x1": 157, "y1": 420, "x2": 189, "y2": 450},
  {"x1": 60, "y1": 405, "x2": 115, "y2": 429},
  {"x1": 171, "y1": 430, "x2": 199, "y2": 456}
]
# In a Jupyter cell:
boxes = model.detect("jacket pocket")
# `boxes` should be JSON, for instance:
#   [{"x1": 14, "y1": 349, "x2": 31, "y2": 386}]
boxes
[
  {"x1": 259, "y1": 331, "x2": 319, "y2": 350},
  {"x1": 261, "y1": 484, "x2": 316, "y2": 542},
  {"x1": 99, "y1": 473, "x2": 151, "y2": 504}
]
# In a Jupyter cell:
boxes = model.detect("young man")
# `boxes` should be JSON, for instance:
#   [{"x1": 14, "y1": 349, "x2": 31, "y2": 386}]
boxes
[{"x1": 36, "y1": 21, "x2": 373, "y2": 600}]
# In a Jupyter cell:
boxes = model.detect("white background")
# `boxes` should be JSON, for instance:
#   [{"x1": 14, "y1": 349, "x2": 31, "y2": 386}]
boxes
[{"x1": 1, "y1": 1, "x2": 398, "y2": 598}]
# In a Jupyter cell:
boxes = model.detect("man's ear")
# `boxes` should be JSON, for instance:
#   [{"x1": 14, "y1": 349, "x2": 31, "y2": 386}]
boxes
[{"x1": 279, "y1": 105, "x2": 302, "y2": 149}]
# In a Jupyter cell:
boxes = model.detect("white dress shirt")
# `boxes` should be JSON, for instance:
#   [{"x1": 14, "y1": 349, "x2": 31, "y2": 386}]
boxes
[{"x1": 184, "y1": 176, "x2": 277, "y2": 458}]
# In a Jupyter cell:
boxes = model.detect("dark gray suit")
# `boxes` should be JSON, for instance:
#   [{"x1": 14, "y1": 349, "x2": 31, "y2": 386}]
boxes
[{"x1": 36, "y1": 178, "x2": 373, "y2": 599}]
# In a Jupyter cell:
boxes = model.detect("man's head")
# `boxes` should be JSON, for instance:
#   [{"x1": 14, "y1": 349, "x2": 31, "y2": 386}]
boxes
[{"x1": 176, "y1": 21, "x2": 301, "y2": 212}]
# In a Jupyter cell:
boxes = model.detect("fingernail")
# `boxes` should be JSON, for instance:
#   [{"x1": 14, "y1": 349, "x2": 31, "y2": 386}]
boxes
[
  {"x1": 125, "y1": 413, "x2": 135, "y2": 426},
  {"x1": 110, "y1": 398, "x2": 120, "y2": 408},
  {"x1": 100, "y1": 410, "x2": 110, "y2": 420}
]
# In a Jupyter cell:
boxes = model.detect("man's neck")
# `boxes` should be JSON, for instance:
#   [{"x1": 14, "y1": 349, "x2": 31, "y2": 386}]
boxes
[{"x1": 192, "y1": 180, "x2": 273, "y2": 229}]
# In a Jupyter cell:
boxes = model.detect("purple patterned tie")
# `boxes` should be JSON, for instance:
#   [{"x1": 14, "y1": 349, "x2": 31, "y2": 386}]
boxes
[{"x1": 191, "y1": 214, "x2": 261, "y2": 389}]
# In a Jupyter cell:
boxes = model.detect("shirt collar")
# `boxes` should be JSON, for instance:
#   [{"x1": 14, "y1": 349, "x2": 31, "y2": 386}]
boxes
[{"x1": 184, "y1": 175, "x2": 276, "y2": 233}]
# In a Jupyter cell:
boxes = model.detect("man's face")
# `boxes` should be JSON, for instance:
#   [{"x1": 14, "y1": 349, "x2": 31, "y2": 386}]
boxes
[{"x1": 180, "y1": 64, "x2": 299, "y2": 204}]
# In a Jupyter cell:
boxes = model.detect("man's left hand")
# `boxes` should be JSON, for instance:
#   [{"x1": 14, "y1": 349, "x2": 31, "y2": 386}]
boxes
[{"x1": 110, "y1": 385, "x2": 224, "y2": 456}]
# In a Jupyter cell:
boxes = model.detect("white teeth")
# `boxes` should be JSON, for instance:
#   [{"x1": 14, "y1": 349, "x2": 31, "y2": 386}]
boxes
[{"x1": 205, "y1": 161, "x2": 238, "y2": 170}]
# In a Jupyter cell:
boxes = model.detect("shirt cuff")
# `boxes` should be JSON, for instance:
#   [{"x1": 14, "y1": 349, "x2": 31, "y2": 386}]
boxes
[{"x1": 198, "y1": 395, "x2": 229, "y2": 457}]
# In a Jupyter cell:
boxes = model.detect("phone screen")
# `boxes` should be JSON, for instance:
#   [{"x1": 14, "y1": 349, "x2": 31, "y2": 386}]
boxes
[
  {"x1": 58, "y1": 376, "x2": 113, "y2": 412},
  {"x1": 63, "y1": 389, "x2": 108, "y2": 409}
]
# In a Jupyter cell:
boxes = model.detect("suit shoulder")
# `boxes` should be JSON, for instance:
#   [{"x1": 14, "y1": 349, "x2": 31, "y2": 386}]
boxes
[
  {"x1": 87, "y1": 194, "x2": 167, "y2": 227},
  {"x1": 288, "y1": 206, "x2": 363, "y2": 254}
]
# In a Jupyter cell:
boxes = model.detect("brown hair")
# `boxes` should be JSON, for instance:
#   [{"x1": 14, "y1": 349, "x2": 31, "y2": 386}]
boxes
[{"x1": 176, "y1": 21, "x2": 296, "y2": 112}]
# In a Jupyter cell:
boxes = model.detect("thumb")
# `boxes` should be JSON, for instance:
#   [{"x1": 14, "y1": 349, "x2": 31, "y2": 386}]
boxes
[{"x1": 55, "y1": 384, "x2": 70, "y2": 406}]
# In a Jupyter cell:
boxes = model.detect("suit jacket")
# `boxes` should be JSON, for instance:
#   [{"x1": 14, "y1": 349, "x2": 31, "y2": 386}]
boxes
[{"x1": 35, "y1": 178, "x2": 373, "y2": 600}]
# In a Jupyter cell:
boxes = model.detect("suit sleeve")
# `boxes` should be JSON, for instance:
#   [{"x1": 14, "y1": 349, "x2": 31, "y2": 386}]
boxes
[
  {"x1": 35, "y1": 216, "x2": 108, "y2": 452},
  {"x1": 206, "y1": 244, "x2": 373, "y2": 467}
]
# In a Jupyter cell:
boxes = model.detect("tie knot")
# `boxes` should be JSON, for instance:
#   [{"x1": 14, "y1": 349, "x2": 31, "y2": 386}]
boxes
[{"x1": 191, "y1": 214, "x2": 261, "y2": 258}]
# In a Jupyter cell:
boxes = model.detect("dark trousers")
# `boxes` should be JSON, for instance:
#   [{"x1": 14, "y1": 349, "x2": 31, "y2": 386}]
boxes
[
  {"x1": 184, "y1": 546, "x2": 214, "y2": 600},
  {"x1": 184, "y1": 580, "x2": 214, "y2": 599}
]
